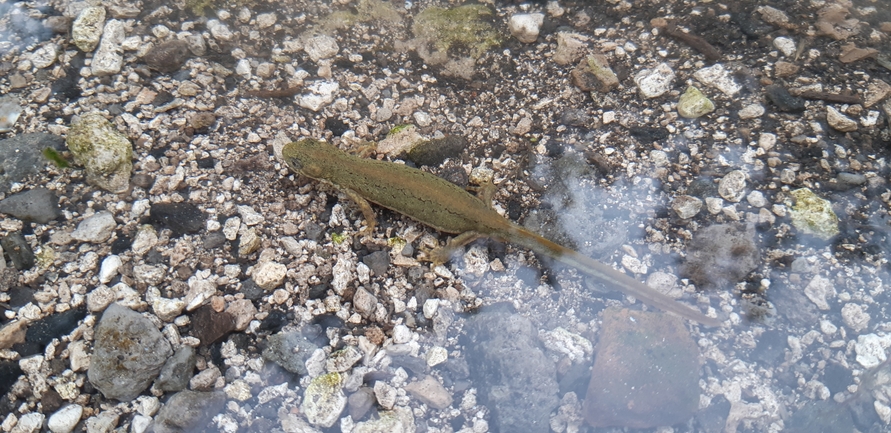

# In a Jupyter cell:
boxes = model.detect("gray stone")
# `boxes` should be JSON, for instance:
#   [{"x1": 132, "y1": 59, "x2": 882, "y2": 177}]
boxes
[
  {"x1": 66, "y1": 113, "x2": 133, "y2": 193},
  {"x1": 681, "y1": 223, "x2": 759, "y2": 288},
  {"x1": 88, "y1": 303, "x2": 173, "y2": 401},
  {"x1": 718, "y1": 170, "x2": 747, "y2": 202},
  {"x1": 0, "y1": 187, "x2": 61, "y2": 223},
  {"x1": 0, "y1": 94, "x2": 22, "y2": 133},
  {"x1": 150, "y1": 390, "x2": 226, "y2": 433},
  {"x1": 91, "y1": 20, "x2": 124, "y2": 76},
  {"x1": 155, "y1": 346, "x2": 196, "y2": 392},
  {"x1": 404, "y1": 375, "x2": 452, "y2": 410},
  {"x1": 71, "y1": 211, "x2": 116, "y2": 243},
  {"x1": 0, "y1": 133, "x2": 66, "y2": 194},
  {"x1": 465, "y1": 310, "x2": 558, "y2": 433},
  {"x1": 1, "y1": 232, "x2": 34, "y2": 270},
  {"x1": 262, "y1": 331, "x2": 319, "y2": 375},
  {"x1": 671, "y1": 195, "x2": 702, "y2": 219}
]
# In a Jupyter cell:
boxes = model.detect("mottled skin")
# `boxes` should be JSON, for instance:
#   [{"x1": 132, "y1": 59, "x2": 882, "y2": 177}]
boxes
[{"x1": 282, "y1": 139, "x2": 720, "y2": 326}]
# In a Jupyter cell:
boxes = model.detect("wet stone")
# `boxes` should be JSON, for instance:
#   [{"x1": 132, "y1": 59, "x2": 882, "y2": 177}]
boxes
[
  {"x1": 16, "y1": 306, "x2": 86, "y2": 357},
  {"x1": 584, "y1": 308, "x2": 701, "y2": 428},
  {"x1": 88, "y1": 303, "x2": 173, "y2": 401},
  {"x1": 1, "y1": 232, "x2": 34, "y2": 270},
  {"x1": 718, "y1": 170, "x2": 747, "y2": 202},
  {"x1": 407, "y1": 135, "x2": 468, "y2": 167},
  {"x1": 362, "y1": 251, "x2": 390, "y2": 277},
  {"x1": 677, "y1": 86, "x2": 715, "y2": 118},
  {"x1": 66, "y1": 113, "x2": 133, "y2": 193},
  {"x1": 671, "y1": 195, "x2": 702, "y2": 219},
  {"x1": 156, "y1": 346, "x2": 196, "y2": 392},
  {"x1": 0, "y1": 361, "x2": 23, "y2": 399},
  {"x1": 262, "y1": 331, "x2": 319, "y2": 375},
  {"x1": 765, "y1": 84, "x2": 806, "y2": 112},
  {"x1": 149, "y1": 202, "x2": 205, "y2": 236},
  {"x1": 348, "y1": 387, "x2": 375, "y2": 420},
  {"x1": 0, "y1": 133, "x2": 66, "y2": 194},
  {"x1": 47, "y1": 404, "x2": 84, "y2": 433},
  {"x1": 0, "y1": 188, "x2": 61, "y2": 223},
  {"x1": 301, "y1": 372, "x2": 347, "y2": 428},
  {"x1": 404, "y1": 375, "x2": 452, "y2": 410},
  {"x1": 681, "y1": 223, "x2": 759, "y2": 288},
  {"x1": 789, "y1": 188, "x2": 840, "y2": 240},
  {"x1": 151, "y1": 390, "x2": 226, "y2": 433},
  {"x1": 465, "y1": 310, "x2": 558, "y2": 433},
  {"x1": 190, "y1": 304, "x2": 235, "y2": 345},
  {"x1": 143, "y1": 39, "x2": 192, "y2": 73}
]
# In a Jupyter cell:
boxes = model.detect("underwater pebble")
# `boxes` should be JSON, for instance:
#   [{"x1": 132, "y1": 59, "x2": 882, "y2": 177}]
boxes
[
  {"x1": 692, "y1": 64, "x2": 740, "y2": 96},
  {"x1": 92, "y1": 20, "x2": 125, "y2": 76},
  {"x1": 718, "y1": 170, "x2": 747, "y2": 202},
  {"x1": 738, "y1": 103, "x2": 765, "y2": 119},
  {"x1": 66, "y1": 113, "x2": 133, "y2": 193},
  {"x1": 304, "y1": 35, "x2": 339, "y2": 62},
  {"x1": 509, "y1": 13, "x2": 544, "y2": 43},
  {"x1": 0, "y1": 187, "x2": 61, "y2": 223},
  {"x1": 301, "y1": 373, "x2": 347, "y2": 428},
  {"x1": 841, "y1": 303, "x2": 870, "y2": 333},
  {"x1": 826, "y1": 106, "x2": 858, "y2": 132},
  {"x1": 803, "y1": 276, "x2": 835, "y2": 310},
  {"x1": 0, "y1": 95, "x2": 23, "y2": 133},
  {"x1": 404, "y1": 375, "x2": 452, "y2": 410},
  {"x1": 855, "y1": 333, "x2": 890, "y2": 368},
  {"x1": 671, "y1": 195, "x2": 702, "y2": 219},
  {"x1": 772, "y1": 36, "x2": 796, "y2": 57},
  {"x1": 298, "y1": 81, "x2": 339, "y2": 111},
  {"x1": 677, "y1": 86, "x2": 715, "y2": 118},
  {"x1": 252, "y1": 261, "x2": 286, "y2": 290},
  {"x1": 97, "y1": 255, "x2": 122, "y2": 284},
  {"x1": 634, "y1": 63, "x2": 675, "y2": 98},
  {"x1": 789, "y1": 188, "x2": 840, "y2": 240}
]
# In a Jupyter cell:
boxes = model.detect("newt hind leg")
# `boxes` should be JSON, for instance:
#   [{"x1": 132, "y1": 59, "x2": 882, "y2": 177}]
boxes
[{"x1": 422, "y1": 231, "x2": 485, "y2": 267}]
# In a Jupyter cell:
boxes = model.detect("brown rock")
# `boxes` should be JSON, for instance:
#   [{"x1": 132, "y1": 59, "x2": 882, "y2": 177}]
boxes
[
  {"x1": 0, "y1": 320, "x2": 28, "y2": 349},
  {"x1": 143, "y1": 40, "x2": 192, "y2": 73},
  {"x1": 583, "y1": 308, "x2": 701, "y2": 428},
  {"x1": 191, "y1": 304, "x2": 235, "y2": 345},
  {"x1": 774, "y1": 61, "x2": 800, "y2": 78}
]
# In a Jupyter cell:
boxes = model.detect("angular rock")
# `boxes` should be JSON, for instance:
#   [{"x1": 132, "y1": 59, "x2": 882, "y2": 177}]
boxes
[
  {"x1": 262, "y1": 331, "x2": 319, "y2": 375},
  {"x1": 1, "y1": 232, "x2": 34, "y2": 270},
  {"x1": 677, "y1": 86, "x2": 715, "y2": 118},
  {"x1": 0, "y1": 187, "x2": 61, "y2": 223},
  {"x1": 404, "y1": 375, "x2": 452, "y2": 410},
  {"x1": 71, "y1": 6, "x2": 105, "y2": 52},
  {"x1": 190, "y1": 304, "x2": 235, "y2": 345},
  {"x1": 155, "y1": 346, "x2": 196, "y2": 392},
  {"x1": 88, "y1": 303, "x2": 173, "y2": 401},
  {"x1": 143, "y1": 39, "x2": 192, "y2": 73},
  {"x1": 48, "y1": 404, "x2": 84, "y2": 433},
  {"x1": 584, "y1": 308, "x2": 701, "y2": 428},
  {"x1": 789, "y1": 188, "x2": 840, "y2": 240},
  {"x1": 301, "y1": 372, "x2": 346, "y2": 428}
]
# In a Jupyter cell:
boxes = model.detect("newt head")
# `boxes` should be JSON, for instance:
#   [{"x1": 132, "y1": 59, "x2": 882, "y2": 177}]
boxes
[{"x1": 281, "y1": 139, "x2": 330, "y2": 178}]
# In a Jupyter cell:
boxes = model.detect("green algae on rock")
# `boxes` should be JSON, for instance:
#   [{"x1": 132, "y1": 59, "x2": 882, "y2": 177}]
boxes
[
  {"x1": 66, "y1": 113, "x2": 133, "y2": 193},
  {"x1": 677, "y1": 86, "x2": 715, "y2": 118},
  {"x1": 412, "y1": 5, "x2": 502, "y2": 60},
  {"x1": 789, "y1": 188, "x2": 840, "y2": 240},
  {"x1": 301, "y1": 372, "x2": 347, "y2": 428}
]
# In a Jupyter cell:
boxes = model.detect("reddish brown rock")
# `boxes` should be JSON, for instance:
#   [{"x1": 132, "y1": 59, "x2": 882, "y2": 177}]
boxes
[{"x1": 584, "y1": 308, "x2": 701, "y2": 428}]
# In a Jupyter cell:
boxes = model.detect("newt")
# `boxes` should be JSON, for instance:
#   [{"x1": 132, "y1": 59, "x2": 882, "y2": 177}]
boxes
[{"x1": 282, "y1": 139, "x2": 721, "y2": 326}]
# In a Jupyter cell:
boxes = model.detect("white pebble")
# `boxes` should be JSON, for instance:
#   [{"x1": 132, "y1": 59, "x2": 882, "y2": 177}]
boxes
[{"x1": 98, "y1": 255, "x2": 122, "y2": 284}]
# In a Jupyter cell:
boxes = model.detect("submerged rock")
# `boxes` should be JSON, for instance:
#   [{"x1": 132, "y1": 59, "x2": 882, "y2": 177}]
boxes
[
  {"x1": 681, "y1": 223, "x2": 759, "y2": 288},
  {"x1": 465, "y1": 310, "x2": 558, "y2": 433},
  {"x1": 789, "y1": 188, "x2": 839, "y2": 240},
  {"x1": 0, "y1": 188, "x2": 62, "y2": 223},
  {"x1": 88, "y1": 303, "x2": 172, "y2": 401},
  {"x1": 584, "y1": 308, "x2": 701, "y2": 428},
  {"x1": 66, "y1": 113, "x2": 133, "y2": 193}
]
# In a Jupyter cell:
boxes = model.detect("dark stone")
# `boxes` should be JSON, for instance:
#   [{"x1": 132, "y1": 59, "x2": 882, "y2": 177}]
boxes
[
  {"x1": 784, "y1": 400, "x2": 855, "y2": 433},
  {"x1": 407, "y1": 135, "x2": 467, "y2": 167},
  {"x1": 190, "y1": 304, "x2": 235, "y2": 345},
  {"x1": 14, "y1": 306, "x2": 87, "y2": 357},
  {"x1": 0, "y1": 187, "x2": 62, "y2": 223},
  {"x1": 749, "y1": 329, "x2": 787, "y2": 365},
  {"x1": 1, "y1": 232, "x2": 34, "y2": 270},
  {"x1": 131, "y1": 173, "x2": 154, "y2": 189},
  {"x1": 0, "y1": 133, "x2": 65, "y2": 194},
  {"x1": 150, "y1": 390, "x2": 226, "y2": 433},
  {"x1": 584, "y1": 308, "x2": 701, "y2": 428},
  {"x1": 629, "y1": 126, "x2": 669, "y2": 143},
  {"x1": 361, "y1": 250, "x2": 390, "y2": 277},
  {"x1": 0, "y1": 361, "x2": 24, "y2": 399},
  {"x1": 822, "y1": 362, "x2": 853, "y2": 395},
  {"x1": 464, "y1": 310, "x2": 558, "y2": 433},
  {"x1": 150, "y1": 202, "x2": 205, "y2": 236},
  {"x1": 203, "y1": 231, "x2": 226, "y2": 250},
  {"x1": 143, "y1": 40, "x2": 192, "y2": 73},
  {"x1": 156, "y1": 346, "x2": 196, "y2": 392},
  {"x1": 680, "y1": 223, "x2": 760, "y2": 289},
  {"x1": 765, "y1": 84, "x2": 806, "y2": 113}
]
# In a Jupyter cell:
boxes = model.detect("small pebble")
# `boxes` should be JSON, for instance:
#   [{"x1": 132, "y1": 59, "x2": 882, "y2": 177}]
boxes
[
  {"x1": 718, "y1": 170, "x2": 747, "y2": 202},
  {"x1": 71, "y1": 211, "x2": 117, "y2": 243},
  {"x1": 508, "y1": 13, "x2": 544, "y2": 43}
]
